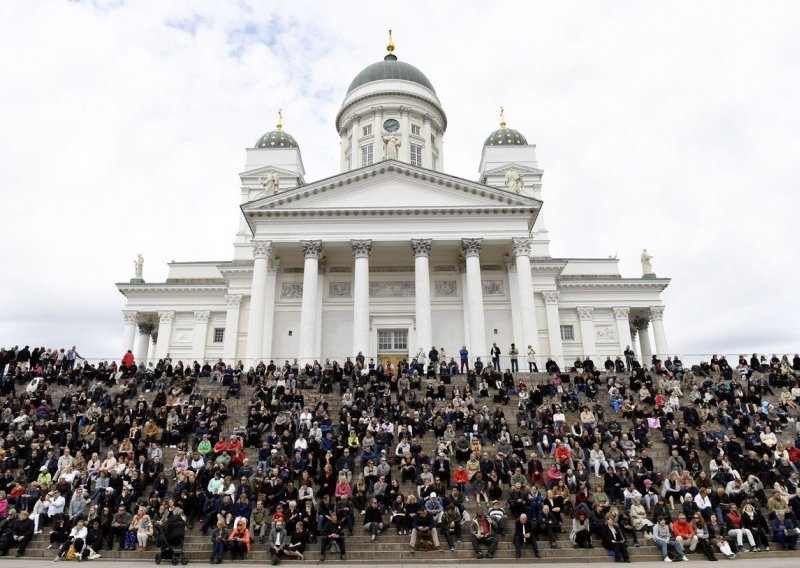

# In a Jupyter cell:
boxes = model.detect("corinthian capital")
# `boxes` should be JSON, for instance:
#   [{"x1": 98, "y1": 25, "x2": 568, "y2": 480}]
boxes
[
  {"x1": 251, "y1": 240, "x2": 272, "y2": 259},
  {"x1": 411, "y1": 238, "x2": 432, "y2": 258},
  {"x1": 577, "y1": 306, "x2": 594, "y2": 321},
  {"x1": 511, "y1": 237, "x2": 533, "y2": 257},
  {"x1": 542, "y1": 290, "x2": 560, "y2": 304},
  {"x1": 649, "y1": 306, "x2": 665, "y2": 321},
  {"x1": 613, "y1": 306, "x2": 631, "y2": 320},
  {"x1": 351, "y1": 239, "x2": 373, "y2": 258},
  {"x1": 122, "y1": 310, "x2": 138, "y2": 325},
  {"x1": 158, "y1": 310, "x2": 175, "y2": 324},
  {"x1": 300, "y1": 240, "x2": 323, "y2": 260},
  {"x1": 460, "y1": 238, "x2": 483, "y2": 258},
  {"x1": 194, "y1": 310, "x2": 210, "y2": 324},
  {"x1": 225, "y1": 294, "x2": 243, "y2": 309}
]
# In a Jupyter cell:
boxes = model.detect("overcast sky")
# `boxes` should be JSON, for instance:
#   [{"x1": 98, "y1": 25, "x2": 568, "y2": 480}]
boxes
[{"x1": 1, "y1": 1, "x2": 798, "y2": 359}]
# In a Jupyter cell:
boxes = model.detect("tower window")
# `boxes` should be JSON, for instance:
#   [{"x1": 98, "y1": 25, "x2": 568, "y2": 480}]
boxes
[
  {"x1": 560, "y1": 325, "x2": 575, "y2": 341},
  {"x1": 213, "y1": 328, "x2": 225, "y2": 343},
  {"x1": 362, "y1": 145, "x2": 373, "y2": 166},
  {"x1": 410, "y1": 144, "x2": 422, "y2": 167},
  {"x1": 411, "y1": 124, "x2": 421, "y2": 135},
  {"x1": 363, "y1": 125, "x2": 372, "y2": 136}
]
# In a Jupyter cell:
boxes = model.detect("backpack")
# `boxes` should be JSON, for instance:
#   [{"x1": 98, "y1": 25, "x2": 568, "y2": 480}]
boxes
[{"x1": 65, "y1": 544, "x2": 76, "y2": 561}]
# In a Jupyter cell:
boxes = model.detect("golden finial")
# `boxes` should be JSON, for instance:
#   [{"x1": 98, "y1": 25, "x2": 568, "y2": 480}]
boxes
[
  {"x1": 499, "y1": 106, "x2": 506, "y2": 129},
  {"x1": 387, "y1": 29, "x2": 395, "y2": 53},
  {"x1": 276, "y1": 108, "x2": 283, "y2": 131}
]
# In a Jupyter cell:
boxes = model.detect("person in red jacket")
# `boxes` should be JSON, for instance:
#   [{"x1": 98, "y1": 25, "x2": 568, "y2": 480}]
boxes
[
  {"x1": 554, "y1": 442, "x2": 572, "y2": 472},
  {"x1": 672, "y1": 513, "x2": 698, "y2": 552},
  {"x1": 121, "y1": 350, "x2": 134, "y2": 370},
  {"x1": 226, "y1": 435, "x2": 243, "y2": 454}
]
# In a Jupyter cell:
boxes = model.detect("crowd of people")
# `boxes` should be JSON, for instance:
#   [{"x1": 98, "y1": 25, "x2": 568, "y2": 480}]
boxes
[{"x1": 0, "y1": 343, "x2": 799, "y2": 564}]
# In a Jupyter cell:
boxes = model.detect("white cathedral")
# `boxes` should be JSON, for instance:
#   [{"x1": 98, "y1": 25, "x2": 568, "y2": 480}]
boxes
[{"x1": 117, "y1": 35, "x2": 671, "y2": 369}]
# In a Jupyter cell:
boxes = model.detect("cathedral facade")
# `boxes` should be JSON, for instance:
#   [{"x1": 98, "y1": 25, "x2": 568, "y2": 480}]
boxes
[{"x1": 117, "y1": 38, "x2": 670, "y2": 369}]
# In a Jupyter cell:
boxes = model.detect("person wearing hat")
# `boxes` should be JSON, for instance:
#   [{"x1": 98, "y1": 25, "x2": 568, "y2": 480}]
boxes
[
  {"x1": 425, "y1": 492, "x2": 444, "y2": 524},
  {"x1": 487, "y1": 500, "x2": 508, "y2": 535}
]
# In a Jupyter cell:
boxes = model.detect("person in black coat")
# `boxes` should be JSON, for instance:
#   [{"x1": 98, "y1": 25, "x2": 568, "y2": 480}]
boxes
[
  {"x1": 363, "y1": 499, "x2": 386, "y2": 542},
  {"x1": 601, "y1": 515, "x2": 630, "y2": 563},
  {"x1": 537, "y1": 504, "x2": 560, "y2": 548},
  {"x1": 11, "y1": 511, "x2": 34, "y2": 557},
  {"x1": 513, "y1": 513, "x2": 541, "y2": 559},
  {"x1": 320, "y1": 511, "x2": 346, "y2": 561}
]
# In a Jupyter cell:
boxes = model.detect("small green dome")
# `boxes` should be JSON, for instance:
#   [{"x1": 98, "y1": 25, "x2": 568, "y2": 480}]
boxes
[
  {"x1": 347, "y1": 54, "x2": 436, "y2": 95},
  {"x1": 255, "y1": 129, "x2": 298, "y2": 149},
  {"x1": 484, "y1": 127, "x2": 528, "y2": 146}
]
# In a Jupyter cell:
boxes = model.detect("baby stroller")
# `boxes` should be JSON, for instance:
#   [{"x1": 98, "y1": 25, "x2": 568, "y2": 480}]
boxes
[{"x1": 154, "y1": 517, "x2": 189, "y2": 565}]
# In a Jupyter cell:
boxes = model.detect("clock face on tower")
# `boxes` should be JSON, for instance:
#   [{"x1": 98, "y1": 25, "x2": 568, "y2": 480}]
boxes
[{"x1": 383, "y1": 119, "x2": 400, "y2": 133}]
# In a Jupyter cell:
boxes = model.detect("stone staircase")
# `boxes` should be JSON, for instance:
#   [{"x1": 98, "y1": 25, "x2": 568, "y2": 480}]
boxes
[{"x1": 13, "y1": 369, "x2": 790, "y2": 563}]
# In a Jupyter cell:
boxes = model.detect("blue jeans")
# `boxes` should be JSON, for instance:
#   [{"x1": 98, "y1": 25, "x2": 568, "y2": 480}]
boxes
[
  {"x1": 654, "y1": 538, "x2": 684, "y2": 558},
  {"x1": 212, "y1": 542, "x2": 226, "y2": 559}
]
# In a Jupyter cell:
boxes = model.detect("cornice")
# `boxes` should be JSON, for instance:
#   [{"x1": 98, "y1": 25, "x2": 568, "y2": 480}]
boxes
[
  {"x1": 558, "y1": 278, "x2": 671, "y2": 290},
  {"x1": 336, "y1": 90, "x2": 447, "y2": 133},
  {"x1": 117, "y1": 283, "x2": 227, "y2": 297}
]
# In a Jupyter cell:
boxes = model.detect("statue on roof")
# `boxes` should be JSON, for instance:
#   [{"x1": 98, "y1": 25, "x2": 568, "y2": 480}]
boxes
[
  {"x1": 641, "y1": 248, "x2": 654, "y2": 275},
  {"x1": 134, "y1": 254, "x2": 144, "y2": 279},
  {"x1": 505, "y1": 168, "x2": 523, "y2": 194},
  {"x1": 382, "y1": 134, "x2": 401, "y2": 160},
  {"x1": 260, "y1": 170, "x2": 280, "y2": 197}
]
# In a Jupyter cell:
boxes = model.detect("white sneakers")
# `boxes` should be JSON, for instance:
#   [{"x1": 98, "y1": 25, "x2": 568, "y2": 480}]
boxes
[
  {"x1": 681, "y1": 557, "x2": 689, "y2": 561},
  {"x1": 664, "y1": 558, "x2": 672, "y2": 562}
]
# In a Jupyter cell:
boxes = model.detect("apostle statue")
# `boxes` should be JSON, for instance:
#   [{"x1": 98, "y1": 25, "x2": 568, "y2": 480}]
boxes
[
  {"x1": 641, "y1": 249, "x2": 654, "y2": 275},
  {"x1": 382, "y1": 134, "x2": 401, "y2": 160},
  {"x1": 134, "y1": 254, "x2": 144, "y2": 279},
  {"x1": 260, "y1": 171, "x2": 280, "y2": 197},
  {"x1": 505, "y1": 168, "x2": 523, "y2": 194}
]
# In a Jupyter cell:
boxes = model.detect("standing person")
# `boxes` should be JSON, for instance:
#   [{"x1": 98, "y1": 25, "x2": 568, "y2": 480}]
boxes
[
  {"x1": 527, "y1": 345, "x2": 538, "y2": 372},
  {"x1": 428, "y1": 347, "x2": 440, "y2": 373},
  {"x1": 624, "y1": 347, "x2": 635, "y2": 372},
  {"x1": 513, "y1": 513, "x2": 540, "y2": 559},
  {"x1": 210, "y1": 520, "x2": 228, "y2": 564},
  {"x1": 509, "y1": 344, "x2": 519, "y2": 373},
  {"x1": 460, "y1": 346, "x2": 469, "y2": 374},
  {"x1": 490, "y1": 343, "x2": 501, "y2": 370},
  {"x1": 601, "y1": 514, "x2": 630, "y2": 563},
  {"x1": 268, "y1": 519, "x2": 288, "y2": 565},
  {"x1": 65, "y1": 346, "x2": 82, "y2": 371}
]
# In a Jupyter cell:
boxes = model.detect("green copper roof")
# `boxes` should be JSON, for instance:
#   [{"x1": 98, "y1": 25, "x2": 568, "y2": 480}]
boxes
[
  {"x1": 255, "y1": 129, "x2": 298, "y2": 149},
  {"x1": 347, "y1": 54, "x2": 436, "y2": 95},
  {"x1": 484, "y1": 127, "x2": 528, "y2": 146}
]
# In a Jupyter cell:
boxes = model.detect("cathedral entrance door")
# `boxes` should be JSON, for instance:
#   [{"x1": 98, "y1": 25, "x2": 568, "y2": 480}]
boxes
[{"x1": 377, "y1": 329, "x2": 409, "y2": 370}]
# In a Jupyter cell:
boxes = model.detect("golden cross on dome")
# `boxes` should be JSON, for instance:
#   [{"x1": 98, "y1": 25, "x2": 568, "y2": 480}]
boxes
[
  {"x1": 276, "y1": 108, "x2": 283, "y2": 130},
  {"x1": 499, "y1": 106, "x2": 506, "y2": 129},
  {"x1": 387, "y1": 29, "x2": 395, "y2": 53}
]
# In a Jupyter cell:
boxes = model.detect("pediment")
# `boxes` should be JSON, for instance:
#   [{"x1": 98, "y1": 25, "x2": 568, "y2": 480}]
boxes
[
  {"x1": 240, "y1": 165, "x2": 300, "y2": 180},
  {"x1": 242, "y1": 160, "x2": 541, "y2": 213},
  {"x1": 482, "y1": 163, "x2": 543, "y2": 176}
]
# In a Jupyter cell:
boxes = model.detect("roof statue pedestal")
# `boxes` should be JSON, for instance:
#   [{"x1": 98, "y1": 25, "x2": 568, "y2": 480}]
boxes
[
  {"x1": 641, "y1": 249, "x2": 657, "y2": 279},
  {"x1": 130, "y1": 253, "x2": 145, "y2": 284}
]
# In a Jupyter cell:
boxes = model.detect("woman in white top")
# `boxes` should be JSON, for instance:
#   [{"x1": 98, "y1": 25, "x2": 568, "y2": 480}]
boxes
[
  {"x1": 57, "y1": 519, "x2": 88, "y2": 559},
  {"x1": 589, "y1": 443, "x2": 609, "y2": 478}
]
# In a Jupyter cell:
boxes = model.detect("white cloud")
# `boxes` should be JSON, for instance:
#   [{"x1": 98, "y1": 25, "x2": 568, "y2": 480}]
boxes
[{"x1": 1, "y1": 0, "x2": 798, "y2": 358}]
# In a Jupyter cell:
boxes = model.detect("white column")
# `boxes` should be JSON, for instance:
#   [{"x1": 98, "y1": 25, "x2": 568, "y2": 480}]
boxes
[
  {"x1": 298, "y1": 240, "x2": 323, "y2": 364},
  {"x1": 154, "y1": 311, "x2": 175, "y2": 360},
  {"x1": 650, "y1": 306, "x2": 668, "y2": 357},
  {"x1": 512, "y1": 237, "x2": 541, "y2": 354},
  {"x1": 372, "y1": 106, "x2": 383, "y2": 162},
  {"x1": 459, "y1": 261, "x2": 471, "y2": 349},
  {"x1": 422, "y1": 114, "x2": 433, "y2": 168},
  {"x1": 399, "y1": 106, "x2": 411, "y2": 163},
  {"x1": 350, "y1": 114, "x2": 361, "y2": 168},
  {"x1": 411, "y1": 239, "x2": 433, "y2": 354},
  {"x1": 261, "y1": 260, "x2": 280, "y2": 360},
  {"x1": 315, "y1": 260, "x2": 326, "y2": 360},
  {"x1": 245, "y1": 240, "x2": 272, "y2": 363},
  {"x1": 192, "y1": 310, "x2": 210, "y2": 362},
  {"x1": 577, "y1": 307, "x2": 597, "y2": 358},
  {"x1": 543, "y1": 291, "x2": 564, "y2": 367},
  {"x1": 613, "y1": 306, "x2": 632, "y2": 357},
  {"x1": 223, "y1": 294, "x2": 242, "y2": 363},
  {"x1": 636, "y1": 320, "x2": 653, "y2": 365},
  {"x1": 505, "y1": 256, "x2": 523, "y2": 348},
  {"x1": 135, "y1": 322, "x2": 153, "y2": 364},
  {"x1": 352, "y1": 239, "x2": 373, "y2": 357},
  {"x1": 435, "y1": 128, "x2": 444, "y2": 171},
  {"x1": 339, "y1": 129, "x2": 348, "y2": 172},
  {"x1": 461, "y1": 238, "x2": 486, "y2": 360},
  {"x1": 121, "y1": 310, "x2": 137, "y2": 354}
]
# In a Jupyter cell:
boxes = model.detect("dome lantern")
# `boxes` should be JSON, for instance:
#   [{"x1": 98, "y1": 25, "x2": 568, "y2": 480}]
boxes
[
  {"x1": 484, "y1": 106, "x2": 528, "y2": 146},
  {"x1": 255, "y1": 109, "x2": 299, "y2": 149}
]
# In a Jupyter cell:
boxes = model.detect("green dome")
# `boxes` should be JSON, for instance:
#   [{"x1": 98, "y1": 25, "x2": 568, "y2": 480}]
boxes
[
  {"x1": 347, "y1": 54, "x2": 436, "y2": 95},
  {"x1": 255, "y1": 129, "x2": 298, "y2": 149},
  {"x1": 484, "y1": 127, "x2": 528, "y2": 146}
]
